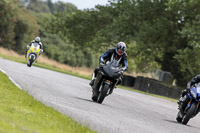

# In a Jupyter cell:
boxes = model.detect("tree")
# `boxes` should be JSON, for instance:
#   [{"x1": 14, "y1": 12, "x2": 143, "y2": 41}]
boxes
[
  {"x1": 174, "y1": 14, "x2": 200, "y2": 86},
  {"x1": 128, "y1": 0, "x2": 200, "y2": 86},
  {"x1": 0, "y1": 0, "x2": 15, "y2": 48},
  {"x1": 54, "y1": 1, "x2": 77, "y2": 13},
  {"x1": 14, "y1": 3, "x2": 40, "y2": 53},
  {"x1": 27, "y1": 0, "x2": 50, "y2": 13},
  {"x1": 47, "y1": 0, "x2": 54, "y2": 13},
  {"x1": 0, "y1": 0, "x2": 39, "y2": 53},
  {"x1": 46, "y1": 0, "x2": 200, "y2": 86}
]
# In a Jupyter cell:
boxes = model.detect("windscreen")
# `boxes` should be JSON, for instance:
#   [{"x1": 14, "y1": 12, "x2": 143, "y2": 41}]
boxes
[
  {"x1": 103, "y1": 60, "x2": 121, "y2": 79},
  {"x1": 33, "y1": 43, "x2": 39, "y2": 47}
]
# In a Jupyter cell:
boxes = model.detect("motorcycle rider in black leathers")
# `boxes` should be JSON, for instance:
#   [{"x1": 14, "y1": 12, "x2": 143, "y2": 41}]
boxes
[
  {"x1": 89, "y1": 42, "x2": 128, "y2": 86},
  {"x1": 178, "y1": 74, "x2": 200, "y2": 108}
]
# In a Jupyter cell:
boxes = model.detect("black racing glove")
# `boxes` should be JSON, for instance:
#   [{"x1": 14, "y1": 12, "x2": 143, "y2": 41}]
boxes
[
  {"x1": 119, "y1": 68, "x2": 124, "y2": 75},
  {"x1": 181, "y1": 89, "x2": 188, "y2": 97},
  {"x1": 99, "y1": 62, "x2": 105, "y2": 67}
]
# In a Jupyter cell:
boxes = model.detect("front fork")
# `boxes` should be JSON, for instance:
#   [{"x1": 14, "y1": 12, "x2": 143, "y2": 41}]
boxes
[
  {"x1": 180, "y1": 96, "x2": 191, "y2": 116},
  {"x1": 26, "y1": 51, "x2": 38, "y2": 63},
  {"x1": 184, "y1": 100, "x2": 200, "y2": 117},
  {"x1": 197, "y1": 102, "x2": 200, "y2": 113},
  {"x1": 104, "y1": 80, "x2": 113, "y2": 95},
  {"x1": 98, "y1": 80, "x2": 113, "y2": 96}
]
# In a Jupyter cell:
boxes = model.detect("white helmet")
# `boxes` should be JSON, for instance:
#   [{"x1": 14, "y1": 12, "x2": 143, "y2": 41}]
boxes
[
  {"x1": 116, "y1": 42, "x2": 126, "y2": 55},
  {"x1": 35, "y1": 37, "x2": 41, "y2": 43}
]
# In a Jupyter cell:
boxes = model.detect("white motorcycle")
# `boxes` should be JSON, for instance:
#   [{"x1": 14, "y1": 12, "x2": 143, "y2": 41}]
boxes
[{"x1": 26, "y1": 43, "x2": 41, "y2": 67}]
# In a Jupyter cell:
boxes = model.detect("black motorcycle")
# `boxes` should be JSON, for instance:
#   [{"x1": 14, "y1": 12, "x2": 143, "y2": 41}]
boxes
[{"x1": 91, "y1": 58, "x2": 123, "y2": 104}]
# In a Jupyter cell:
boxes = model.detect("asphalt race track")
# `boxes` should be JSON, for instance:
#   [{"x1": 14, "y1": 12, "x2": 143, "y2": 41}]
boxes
[{"x1": 1, "y1": 58, "x2": 200, "y2": 133}]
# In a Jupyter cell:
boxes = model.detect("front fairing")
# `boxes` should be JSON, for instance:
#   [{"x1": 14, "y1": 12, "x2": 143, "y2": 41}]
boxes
[
  {"x1": 189, "y1": 85, "x2": 200, "y2": 101},
  {"x1": 29, "y1": 43, "x2": 40, "y2": 54},
  {"x1": 103, "y1": 61, "x2": 121, "y2": 79},
  {"x1": 27, "y1": 43, "x2": 40, "y2": 60}
]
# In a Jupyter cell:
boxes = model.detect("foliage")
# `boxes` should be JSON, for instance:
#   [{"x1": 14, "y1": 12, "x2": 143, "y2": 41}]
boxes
[
  {"x1": 27, "y1": 0, "x2": 50, "y2": 13},
  {"x1": 14, "y1": 2, "x2": 40, "y2": 53},
  {"x1": 0, "y1": 0, "x2": 15, "y2": 48},
  {"x1": 47, "y1": 0, "x2": 200, "y2": 86},
  {"x1": 26, "y1": 0, "x2": 92, "y2": 67},
  {"x1": 174, "y1": 15, "x2": 200, "y2": 86},
  {"x1": 31, "y1": 0, "x2": 77, "y2": 14},
  {"x1": 0, "y1": 0, "x2": 39, "y2": 53},
  {"x1": 54, "y1": 1, "x2": 77, "y2": 13}
]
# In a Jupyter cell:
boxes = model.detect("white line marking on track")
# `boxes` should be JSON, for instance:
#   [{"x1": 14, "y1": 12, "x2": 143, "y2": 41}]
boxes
[{"x1": 0, "y1": 67, "x2": 22, "y2": 89}]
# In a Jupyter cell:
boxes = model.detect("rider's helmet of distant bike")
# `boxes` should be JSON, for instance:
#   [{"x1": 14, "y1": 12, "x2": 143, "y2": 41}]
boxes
[
  {"x1": 35, "y1": 37, "x2": 41, "y2": 43},
  {"x1": 115, "y1": 42, "x2": 126, "y2": 55}
]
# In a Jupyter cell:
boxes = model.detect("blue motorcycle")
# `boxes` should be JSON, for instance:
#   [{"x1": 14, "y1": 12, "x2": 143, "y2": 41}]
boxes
[{"x1": 176, "y1": 83, "x2": 200, "y2": 125}]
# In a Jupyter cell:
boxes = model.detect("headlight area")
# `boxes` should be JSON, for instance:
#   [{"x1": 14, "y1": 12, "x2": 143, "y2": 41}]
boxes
[{"x1": 190, "y1": 90, "x2": 197, "y2": 99}]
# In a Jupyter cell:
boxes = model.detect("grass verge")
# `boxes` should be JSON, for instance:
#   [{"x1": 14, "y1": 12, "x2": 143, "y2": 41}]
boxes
[{"x1": 0, "y1": 71, "x2": 95, "y2": 133}]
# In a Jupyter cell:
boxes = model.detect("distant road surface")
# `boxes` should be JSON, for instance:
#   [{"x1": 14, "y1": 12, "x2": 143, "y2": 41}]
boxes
[{"x1": 1, "y1": 58, "x2": 200, "y2": 133}]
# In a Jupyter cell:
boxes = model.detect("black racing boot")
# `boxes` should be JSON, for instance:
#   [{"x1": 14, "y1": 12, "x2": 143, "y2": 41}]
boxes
[
  {"x1": 177, "y1": 97, "x2": 183, "y2": 105},
  {"x1": 89, "y1": 79, "x2": 95, "y2": 86},
  {"x1": 89, "y1": 73, "x2": 96, "y2": 86},
  {"x1": 25, "y1": 49, "x2": 28, "y2": 58},
  {"x1": 181, "y1": 89, "x2": 188, "y2": 97}
]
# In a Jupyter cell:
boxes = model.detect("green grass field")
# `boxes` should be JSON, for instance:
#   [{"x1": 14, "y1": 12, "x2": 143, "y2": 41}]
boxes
[{"x1": 0, "y1": 71, "x2": 95, "y2": 133}]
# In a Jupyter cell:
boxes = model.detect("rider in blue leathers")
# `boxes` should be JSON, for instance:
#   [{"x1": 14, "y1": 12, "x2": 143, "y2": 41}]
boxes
[{"x1": 89, "y1": 42, "x2": 128, "y2": 86}]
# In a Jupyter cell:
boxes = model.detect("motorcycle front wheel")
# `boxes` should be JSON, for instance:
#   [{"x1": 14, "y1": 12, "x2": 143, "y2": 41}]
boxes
[
  {"x1": 97, "y1": 84, "x2": 109, "y2": 104},
  {"x1": 182, "y1": 103, "x2": 196, "y2": 125},
  {"x1": 28, "y1": 55, "x2": 34, "y2": 67}
]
